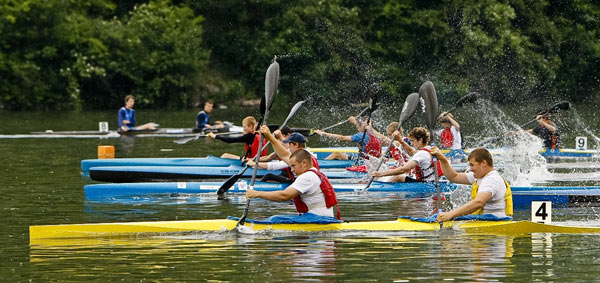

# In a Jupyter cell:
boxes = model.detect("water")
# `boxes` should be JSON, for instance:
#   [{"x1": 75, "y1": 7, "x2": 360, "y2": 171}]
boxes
[{"x1": 2, "y1": 103, "x2": 600, "y2": 281}]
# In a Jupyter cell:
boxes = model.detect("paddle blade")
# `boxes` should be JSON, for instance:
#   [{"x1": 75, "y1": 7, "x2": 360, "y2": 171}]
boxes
[
  {"x1": 173, "y1": 135, "x2": 200, "y2": 145},
  {"x1": 399, "y1": 93, "x2": 420, "y2": 126},
  {"x1": 217, "y1": 166, "x2": 248, "y2": 196},
  {"x1": 264, "y1": 61, "x2": 280, "y2": 114},
  {"x1": 259, "y1": 97, "x2": 266, "y2": 118},
  {"x1": 419, "y1": 81, "x2": 439, "y2": 131},
  {"x1": 279, "y1": 100, "x2": 305, "y2": 129},
  {"x1": 549, "y1": 101, "x2": 570, "y2": 113},
  {"x1": 455, "y1": 92, "x2": 482, "y2": 108}
]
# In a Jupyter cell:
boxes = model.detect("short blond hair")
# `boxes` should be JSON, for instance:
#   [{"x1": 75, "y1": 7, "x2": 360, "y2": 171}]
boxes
[
  {"x1": 242, "y1": 116, "x2": 257, "y2": 128},
  {"x1": 386, "y1": 122, "x2": 399, "y2": 135}
]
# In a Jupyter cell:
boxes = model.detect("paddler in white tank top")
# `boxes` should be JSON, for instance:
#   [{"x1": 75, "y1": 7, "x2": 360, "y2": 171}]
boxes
[{"x1": 429, "y1": 147, "x2": 513, "y2": 222}]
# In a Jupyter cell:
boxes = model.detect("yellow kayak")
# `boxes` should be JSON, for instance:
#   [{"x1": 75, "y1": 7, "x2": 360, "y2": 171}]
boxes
[{"x1": 29, "y1": 218, "x2": 600, "y2": 243}]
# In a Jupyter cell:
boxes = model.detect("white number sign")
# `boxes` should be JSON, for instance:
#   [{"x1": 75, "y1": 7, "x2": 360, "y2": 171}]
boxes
[
  {"x1": 99, "y1": 121, "x2": 109, "y2": 132},
  {"x1": 575, "y1": 136, "x2": 587, "y2": 150},
  {"x1": 531, "y1": 201, "x2": 552, "y2": 223}
]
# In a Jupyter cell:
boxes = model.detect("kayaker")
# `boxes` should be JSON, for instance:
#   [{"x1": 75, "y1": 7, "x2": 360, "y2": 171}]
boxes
[
  {"x1": 525, "y1": 111, "x2": 561, "y2": 149},
  {"x1": 314, "y1": 116, "x2": 382, "y2": 160},
  {"x1": 246, "y1": 148, "x2": 341, "y2": 219},
  {"x1": 207, "y1": 116, "x2": 268, "y2": 160},
  {"x1": 434, "y1": 112, "x2": 464, "y2": 162},
  {"x1": 368, "y1": 122, "x2": 414, "y2": 166},
  {"x1": 195, "y1": 101, "x2": 224, "y2": 132},
  {"x1": 118, "y1": 95, "x2": 158, "y2": 132},
  {"x1": 429, "y1": 147, "x2": 513, "y2": 221},
  {"x1": 246, "y1": 126, "x2": 319, "y2": 183},
  {"x1": 370, "y1": 127, "x2": 442, "y2": 182},
  {"x1": 250, "y1": 126, "x2": 292, "y2": 163}
]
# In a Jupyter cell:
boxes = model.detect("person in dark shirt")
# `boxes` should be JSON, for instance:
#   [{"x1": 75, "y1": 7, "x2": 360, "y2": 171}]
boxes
[
  {"x1": 196, "y1": 101, "x2": 224, "y2": 132},
  {"x1": 118, "y1": 95, "x2": 158, "y2": 132},
  {"x1": 526, "y1": 111, "x2": 561, "y2": 149}
]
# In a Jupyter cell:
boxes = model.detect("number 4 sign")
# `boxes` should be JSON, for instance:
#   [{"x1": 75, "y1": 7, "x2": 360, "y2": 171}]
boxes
[{"x1": 531, "y1": 201, "x2": 552, "y2": 223}]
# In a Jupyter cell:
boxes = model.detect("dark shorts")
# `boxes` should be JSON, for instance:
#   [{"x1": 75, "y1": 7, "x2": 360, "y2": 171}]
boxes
[{"x1": 404, "y1": 176, "x2": 417, "y2": 183}]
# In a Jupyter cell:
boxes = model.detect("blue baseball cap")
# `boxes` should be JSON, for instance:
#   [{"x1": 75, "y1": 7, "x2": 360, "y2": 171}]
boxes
[{"x1": 283, "y1": 132, "x2": 307, "y2": 143}]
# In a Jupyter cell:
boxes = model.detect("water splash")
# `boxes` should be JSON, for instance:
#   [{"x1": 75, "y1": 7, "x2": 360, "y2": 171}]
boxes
[
  {"x1": 468, "y1": 100, "x2": 552, "y2": 186},
  {"x1": 500, "y1": 132, "x2": 551, "y2": 186},
  {"x1": 569, "y1": 107, "x2": 600, "y2": 150}
]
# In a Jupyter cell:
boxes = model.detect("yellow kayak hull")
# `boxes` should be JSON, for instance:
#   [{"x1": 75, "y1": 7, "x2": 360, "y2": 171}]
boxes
[{"x1": 29, "y1": 218, "x2": 600, "y2": 243}]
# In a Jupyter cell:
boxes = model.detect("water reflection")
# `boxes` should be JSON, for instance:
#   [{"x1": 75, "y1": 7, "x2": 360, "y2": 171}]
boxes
[{"x1": 28, "y1": 226, "x2": 600, "y2": 281}]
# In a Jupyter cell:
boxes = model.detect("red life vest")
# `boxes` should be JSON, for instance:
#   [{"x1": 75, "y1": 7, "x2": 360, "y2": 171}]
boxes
[
  {"x1": 292, "y1": 168, "x2": 341, "y2": 220},
  {"x1": 360, "y1": 131, "x2": 382, "y2": 158},
  {"x1": 414, "y1": 147, "x2": 443, "y2": 182},
  {"x1": 283, "y1": 154, "x2": 320, "y2": 179},
  {"x1": 245, "y1": 132, "x2": 269, "y2": 158},
  {"x1": 441, "y1": 128, "x2": 453, "y2": 148},
  {"x1": 389, "y1": 144, "x2": 409, "y2": 165}
]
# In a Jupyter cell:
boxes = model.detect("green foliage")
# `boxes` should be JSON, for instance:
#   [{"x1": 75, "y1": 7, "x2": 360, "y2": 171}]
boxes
[
  {"x1": 0, "y1": 0, "x2": 598, "y2": 110},
  {"x1": 80, "y1": 0, "x2": 209, "y2": 109}
]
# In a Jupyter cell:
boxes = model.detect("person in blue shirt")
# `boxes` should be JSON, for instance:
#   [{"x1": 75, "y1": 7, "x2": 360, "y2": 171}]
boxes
[
  {"x1": 118, "y1": 95, "x2": 158, "y2": 132},
  {"x1": 196, "y1": 101, "x2": 224, "y2": 132},
  {"x1": 314, "y1": 116, "x2": 382, "y2": 160}
]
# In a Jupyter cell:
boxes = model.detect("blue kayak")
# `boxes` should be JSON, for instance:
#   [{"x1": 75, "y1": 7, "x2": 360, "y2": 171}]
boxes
[
  {"x1": 88, "y1": 165, "x2": 366, "y2": 183},
  {"x1": 84, "y1": 179, "x2": 458, "y2": 200},
  {"x1": 310, "y1": 147, "x2": 597, "y2": 159},
  {"x1": 81, "y1": 156, "x2": 356, "y2": 175},
  {"x1": 83, "y1": 180, "x2": 600, "y2": 209}
]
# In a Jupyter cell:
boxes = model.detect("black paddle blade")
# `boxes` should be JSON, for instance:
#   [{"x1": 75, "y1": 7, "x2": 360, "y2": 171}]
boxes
[
  {"x1": 259, "y1": 96, "x2": 266, "y2": 118},
  {"x1": 217, "y1": 166, "x2": 249, "y2": 196},
  {"x1": 550, "y1": 101, "x2": 570, "y2": 112},
  {"x1": 399, "y1": 92, "x2": 420, "y2": 126},
  {"x1": 456, "y1": 92, "x2": 482, "y2": 108},
  {"x1": 419, "y1": 81, "x2": 439, "y2": 131}
]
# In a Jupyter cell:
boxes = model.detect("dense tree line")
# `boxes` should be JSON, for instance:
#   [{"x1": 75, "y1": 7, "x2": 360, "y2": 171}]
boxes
[{"x1": 0, "y1": 0, "x2": 597, "y2": 110}]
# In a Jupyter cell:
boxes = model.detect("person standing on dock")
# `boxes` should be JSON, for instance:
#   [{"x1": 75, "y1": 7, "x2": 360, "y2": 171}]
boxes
[
  {"x1": 429, "y1": 147, "x2": 513, "y2": 222},
  {"x1": 207, "y1": 116, "x2": 268, "y2": 160},
  {"x1": 314, "y1": 116, "x2": 382, "y2": 160},
  {"x1": 195, "y1": 101, "x2": 224, "y2": 133},
  {"x1": 526, "y1": 111, "x2": 561, "y2": 149},
  {"x1": 370, "y1": 127, "x2": 442, "y2": 182},
  {"x1": 118, "y1": 95, "x2": 158, "y2": 132},
  {"x1": 246, "y1": 148, "x2": 340, "y2": 219}
]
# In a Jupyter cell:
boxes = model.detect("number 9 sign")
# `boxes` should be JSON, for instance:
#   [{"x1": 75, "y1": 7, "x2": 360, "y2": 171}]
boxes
[{"x1": 576, "y1": 136, "x2": 587, "y2": 150}]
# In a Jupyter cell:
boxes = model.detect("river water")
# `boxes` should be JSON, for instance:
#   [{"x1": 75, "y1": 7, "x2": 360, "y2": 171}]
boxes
[{"x1": 2, "y1": 102, "x2": 600, "y2": 281}]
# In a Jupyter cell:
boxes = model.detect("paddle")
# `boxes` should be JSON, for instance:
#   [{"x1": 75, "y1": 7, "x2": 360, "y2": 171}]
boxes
[
  {"x1": 237, "y1": 60, "x2": 279, "y2": 228},
  {"x1": 419, "y1": 81, "x2": 443, "y2": 228},
  {"x1": 308, "y1": 106, "x2": 370, "y2": 136},
  {"x1": 474, "y1": 100, "x2": 570, "y2": 147},
  {"x1": 173, "y1": 131, "x2": 234, "y2": 145},
  {"x1": 354, "y1": 95, "x2": 379, "y2": 165},
  {"x1": 445, "y1": 92, "x2": 482, "y2": 114},
  {"x1": 362, "y1": 92, "x2": 420, "y2": 191},
  {"x1": 216, "y1": 100, "x2": 306, "y2": 198}
]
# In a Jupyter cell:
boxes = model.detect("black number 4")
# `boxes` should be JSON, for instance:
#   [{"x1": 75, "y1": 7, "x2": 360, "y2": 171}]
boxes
[{"x1": 535, "y1": 203, "x2": 548, "y2": 220}]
